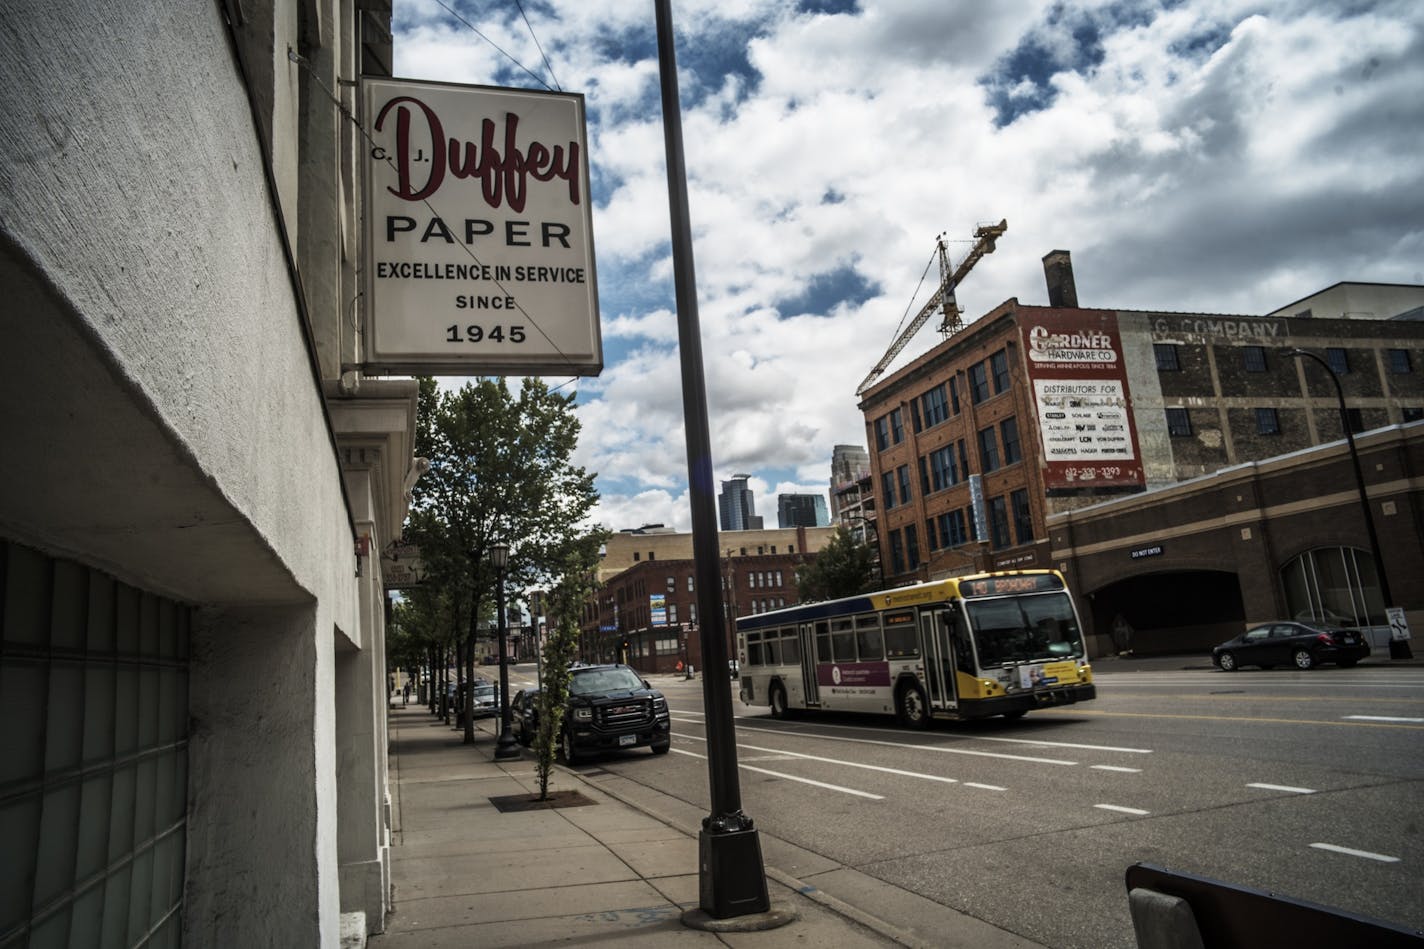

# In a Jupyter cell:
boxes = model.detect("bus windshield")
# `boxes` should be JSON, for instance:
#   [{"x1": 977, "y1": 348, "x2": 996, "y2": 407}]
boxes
[{"x1": 965, "y1": 592, "x2": 1084, "y2": 667}]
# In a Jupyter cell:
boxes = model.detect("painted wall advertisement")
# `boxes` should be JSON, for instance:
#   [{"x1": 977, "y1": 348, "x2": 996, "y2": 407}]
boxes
[
  {"x1": 362, "y1": 78, "x2": 602, "y2": 375},
  {"x1": 1022, "y1": 310, "x2": 1144, "y2": 489}
]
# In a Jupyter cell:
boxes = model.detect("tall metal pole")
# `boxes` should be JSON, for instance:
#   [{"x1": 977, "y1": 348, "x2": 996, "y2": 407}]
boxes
[
  {"x1": 1289, "y1": 349, "x2": 1411, "y2": 659},
  {"x1": 655, "y1": 0, "x2": 770, "y2": 919},
  {"x1": 491, "y1": 543, "x2": 521, "y2": 758}
]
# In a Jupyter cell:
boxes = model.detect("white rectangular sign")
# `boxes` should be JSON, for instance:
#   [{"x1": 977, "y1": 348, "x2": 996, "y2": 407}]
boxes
[{"x1": 361, "y1": 78, "x2": 602, "y2": 375}]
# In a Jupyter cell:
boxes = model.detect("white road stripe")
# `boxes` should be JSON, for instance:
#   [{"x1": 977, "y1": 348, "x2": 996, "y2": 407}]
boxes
[
  {"x1": 669, "y1": 747, "x2": 883, "y2": 799},
  {"x1": 736, "y1": 741, "x2": 960, "y2": 785},
  {"x1": 1310, "y1": 843, "x2": 1400, "y2": 863},
  {"x1": 1092, "y1": 765, "x2": 1142, "y2": 773},
  {"x1": 733, "y1": 723, "x2": 1078, "y2": 766},
  {"x1": 972, "y1": 736, "x2": 1153, "y2": 754},
  {"x1": 1095, "y1": 804, "x2": 1150, "y2": 815},
  {"x1": 1247, "y1": 782, "x2": 1316, "y2": 794},
  {"x1": 1343, "y1": 715, "x2": 1424, "y2": 723},
  {"x1": 964, "y1": 782, "x2": 1007, "y2": 791}
]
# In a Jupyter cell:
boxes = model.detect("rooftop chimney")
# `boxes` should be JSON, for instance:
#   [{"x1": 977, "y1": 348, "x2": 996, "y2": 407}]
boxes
[{"x1": 1042, "y1": 250, "x2": 1078, "y2": 308}]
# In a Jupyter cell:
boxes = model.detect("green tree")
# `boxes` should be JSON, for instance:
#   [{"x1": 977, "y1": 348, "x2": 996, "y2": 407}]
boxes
[
  {"x1": 531, "y1": 529, "x2": 605, "y2": 799},
  {"x1": 795, "y1": 526, "x2": 878, "y2": 601},
  {"x1": 406, "y1": 376, "x2": 602, "y2": 745}
]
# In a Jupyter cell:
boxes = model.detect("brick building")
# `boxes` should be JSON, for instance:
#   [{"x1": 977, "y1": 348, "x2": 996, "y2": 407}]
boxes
[
  {"x1": 859, "y1": 257, "x2": 1423, "y2": 654},
  {"x1": 582, "y1": 526, "x2": 837, "y2": 672}
]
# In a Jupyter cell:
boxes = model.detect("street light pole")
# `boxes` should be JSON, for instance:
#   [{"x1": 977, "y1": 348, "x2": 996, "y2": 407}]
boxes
[
  {"x1": 1288, "y1": 349, "x2": 1411, "y2": 659},
  {"x1": 489, "y1": 542, "x2": 521, "y2": 758},
  {"x1": 656, "y1": 0, "x2": 773, "y2": 923}
]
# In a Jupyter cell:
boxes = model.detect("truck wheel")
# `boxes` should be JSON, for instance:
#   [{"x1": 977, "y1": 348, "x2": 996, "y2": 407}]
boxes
[{"x1": 561, "y1": 728, "x2": 582, "y2": 765}]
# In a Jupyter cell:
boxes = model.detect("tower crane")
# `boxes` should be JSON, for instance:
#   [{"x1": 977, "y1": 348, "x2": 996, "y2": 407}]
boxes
[{"x1": 855, "y1": 219, "x2": 1007, "y2": 396}]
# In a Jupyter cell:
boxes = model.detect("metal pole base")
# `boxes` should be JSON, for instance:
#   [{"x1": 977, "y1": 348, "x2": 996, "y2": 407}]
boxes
[
  {"x1": 697, "y1": 825, "x2": 770, "y2": 918},
  {"x1": 493, "y1": 731, "x2": 520, "y2": 759}
]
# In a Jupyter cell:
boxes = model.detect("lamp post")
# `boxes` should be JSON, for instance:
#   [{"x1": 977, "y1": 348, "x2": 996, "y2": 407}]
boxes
[
  {"x1": 1288, "y1": 349, "x2": 1411, "y2": 659},
  {"x1": 489, "y1": 542, "x2": 521, "y2": 758}
]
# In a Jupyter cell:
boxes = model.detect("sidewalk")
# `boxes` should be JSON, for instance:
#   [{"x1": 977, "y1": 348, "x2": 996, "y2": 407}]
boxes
[{"x1": 371, "y1": 702, "x2": 1044, "y2": 948}]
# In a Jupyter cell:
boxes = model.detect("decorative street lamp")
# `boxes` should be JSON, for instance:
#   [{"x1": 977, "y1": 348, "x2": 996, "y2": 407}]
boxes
[
  {"x1": 1288, "y1": 349, "x2": 1411, "y2": 659},
  {"x1": 488, "y1": 542, "x2": 521, "y2": 758}
]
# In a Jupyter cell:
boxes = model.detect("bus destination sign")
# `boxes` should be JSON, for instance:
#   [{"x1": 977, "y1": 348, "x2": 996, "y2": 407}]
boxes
[{"x1": 961, "y1": 574, "x2": 1063, "y2": 598}]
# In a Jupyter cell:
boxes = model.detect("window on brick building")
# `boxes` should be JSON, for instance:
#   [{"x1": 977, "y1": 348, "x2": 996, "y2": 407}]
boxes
[
  {"x1": 890, "y1": 408, "x2": 904, "y2": 444},
  {"x1": 1326, "y1": 347, "x2": 1350, "y2": 374},
  {"x1": 1001, "y1": 417, "x2": 1022, "y2": 465},
  {"x1": 1388, "y1": 349, "x2": 1412, "y2": 374},
  {"x1": 969, "y1": 362, "x2": 990, "y2": 403},
  {"x1": 920, "y1": 384, "x2": 949, "y2": 428},
  {"x1": 1154, "y1": 343, "x2": 1181, "y2": 371},
  {"x1": 949, "y1": 376, "x2": 961, "y2": 414},
  {"x1": 978, "y1": 426, "x2": 1000, "y2": 472},
  {"x1": 875, "y1": 415, "x2": 890, "y2": 451},
  {"x1": 989, "y1": 496, "x2": 1011, "y2": 549},
  {"x1": 905, "y1": 524, "x2": 920, "y2": 569},
  {"x1": 1242, "y1": 346, "x2": 1267, "y2": 372},
  {"x1": 1166, "y1": 407, "x2": 1192, "y2": 436},
  {"x1": 1011, "y1": 488, "x2": 1033, "y2": 543},
  {"x1": 990, "y1": 349, "x2": 1010, "y2": 393},
  {"x1": 1255, "y1": 407, "x2": 1280, "y2": 435},
  {"x1": 1403, "y1": 407, "x2": 1424, "y2": 422},
  {"x1": 889, "y1": 529, "x2": 905, "y2": 575},
  {"x1": 882, "y1": 471, "x2": 896, "y2": 510},
  {"x1": 897, "y1": 465, "x2": 911, "y2": 505}
]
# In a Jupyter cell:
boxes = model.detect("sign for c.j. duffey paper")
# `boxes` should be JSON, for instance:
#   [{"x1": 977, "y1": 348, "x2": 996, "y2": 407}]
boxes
[{"x1": 361, "y1": 78, "x2": 602, "y2": 375}]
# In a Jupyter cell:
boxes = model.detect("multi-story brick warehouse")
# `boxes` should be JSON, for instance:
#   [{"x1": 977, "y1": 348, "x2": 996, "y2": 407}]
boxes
[
  {"x1": 582, "y1": 526, "x2": 837, "y2": 672},
  {"x1": 859, "y1": 257, "x2": 1423, "y2": 655}
]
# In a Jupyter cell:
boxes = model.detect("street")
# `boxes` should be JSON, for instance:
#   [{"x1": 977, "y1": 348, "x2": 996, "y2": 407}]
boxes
[{"x1": 516, "y1": 661, "x2": 1424, "y2": 949}]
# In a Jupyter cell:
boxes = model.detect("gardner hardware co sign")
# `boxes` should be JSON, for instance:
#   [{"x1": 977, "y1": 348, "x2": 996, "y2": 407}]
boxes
[{"x1": 361, "y1": 78, "x2": 602, "y2": 375}]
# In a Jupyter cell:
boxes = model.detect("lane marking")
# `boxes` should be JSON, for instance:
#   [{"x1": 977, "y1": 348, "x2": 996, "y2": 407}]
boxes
[
  {"x1": 669, "y1": 747, "x2": 883, "y2": 799},
  {"x1": 1036, "y1": 709, "x2": 1424, "y2": 729},
  {"x1": 1092, "y1": 765, "x2": 1142, "y2": 773},
  {"x1": 964, "y1": 782, "x2": 1007, "y2": 791},
  {"x1": 968, "y1": 735, "x2": 1152, "y2": 754},
  {"x1": 1310, "y1": 843, "x2": 1400, "y2": 863},
  {"x1": 732, "y1": 723, "x2": 1079, "y2": 766},
  {"x1": 1246, "y1": 782, "x2": 1316, "y2": 794},
  {"x1": 1343, "y1": 715, "x2": 1424, "y2": 723},
  {"x1": 1095, "y1": 804, "x2": 1150, "y2": 816}
]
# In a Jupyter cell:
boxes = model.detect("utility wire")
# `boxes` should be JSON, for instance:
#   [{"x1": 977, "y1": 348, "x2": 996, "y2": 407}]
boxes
[
  {"x1": 514, "y1": 0, "x2": 562, "y2": 92},
  {"x1": 431, "y1": 0, "x2": 556, "y2": 91}
]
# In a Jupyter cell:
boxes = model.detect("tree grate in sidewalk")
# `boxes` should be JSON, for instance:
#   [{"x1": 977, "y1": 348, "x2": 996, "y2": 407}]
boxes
[{"x1": 489, "y1": 790, "x2": 597, "y2": 812}]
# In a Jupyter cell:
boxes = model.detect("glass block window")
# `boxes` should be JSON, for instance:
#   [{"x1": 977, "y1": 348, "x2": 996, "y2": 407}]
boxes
[
  {"x1": 1166, "y1": 407, "x2": 1192, "y2": 436},
  {"x1": 1, "y1": 541, "x2": 190, "y2": 948}
]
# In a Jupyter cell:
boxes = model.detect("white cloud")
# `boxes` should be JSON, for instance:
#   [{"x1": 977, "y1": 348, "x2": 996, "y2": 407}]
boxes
[{"x1": 395, "y1": 0, "x2": 1424, "y2": 533}]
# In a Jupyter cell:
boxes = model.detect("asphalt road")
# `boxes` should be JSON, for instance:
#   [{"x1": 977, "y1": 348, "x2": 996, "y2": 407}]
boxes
[{"x1": 552, "y1": 662, "x2": 1424, "y2": 949}]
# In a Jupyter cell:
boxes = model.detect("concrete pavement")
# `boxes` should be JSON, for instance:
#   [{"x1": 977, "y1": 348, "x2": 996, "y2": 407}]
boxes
[{"x1": 372, "y1": 699, "x2": 1045, "y2": 948}]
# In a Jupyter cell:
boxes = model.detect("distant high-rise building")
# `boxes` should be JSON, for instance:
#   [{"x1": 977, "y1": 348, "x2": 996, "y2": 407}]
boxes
[
  {"x1": 778, "y1": 493, "x2": 829, "y2": 528},
  {"x1": 829, "y1": 444, "x2": 871, "y2": 518},
  {"x1": 718, "y1": 474, "x2": 763, "y2": 530}
]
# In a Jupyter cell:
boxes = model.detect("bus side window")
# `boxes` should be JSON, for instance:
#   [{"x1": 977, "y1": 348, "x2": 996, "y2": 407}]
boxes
[
  {"x1": 781, "y1": 630, "x2": 800, "y2": 664},
  {"x1": 831, "y1": 618, "x2": 857, "y2": 662},
  {"x1": 815, "y1": 621, "x2": 831, "y2": 663},
  {"x1": 855, "y1": 615, "x2": 884, "y2": 661}
]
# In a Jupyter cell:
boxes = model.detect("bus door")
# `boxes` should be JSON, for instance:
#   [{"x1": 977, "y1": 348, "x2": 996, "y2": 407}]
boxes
[
  {"x1": 798, "y1": 622, "x2": 820, "y2": 707},
  {"x1": 918, "y1": 609, "x2": 958, "y2": 710}
]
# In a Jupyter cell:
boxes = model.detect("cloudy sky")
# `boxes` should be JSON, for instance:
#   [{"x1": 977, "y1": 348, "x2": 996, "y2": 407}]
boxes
[{"x1": 392, "y1": 0, "x2": 1423, "y2": 533}]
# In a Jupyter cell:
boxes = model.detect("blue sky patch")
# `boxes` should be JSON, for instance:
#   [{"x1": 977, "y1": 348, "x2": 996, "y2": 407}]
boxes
[{"x1": 778, "y1": 264, "x2": 878, "y2": 316}]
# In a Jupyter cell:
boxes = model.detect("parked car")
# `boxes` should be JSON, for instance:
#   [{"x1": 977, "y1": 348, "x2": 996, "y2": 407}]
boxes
[
  {"x1": 561, "y1": 664, "x2": 671, "y2": 764},
  {"x1": 512, "y1": 688, "x2": 540, "y2": 746},
  {"x1": 470, "y1": 678, "x2": 498, "y2": 718},
  {"x1": 1213, "y1": 621, "x2": 1369, "y2": 671}
]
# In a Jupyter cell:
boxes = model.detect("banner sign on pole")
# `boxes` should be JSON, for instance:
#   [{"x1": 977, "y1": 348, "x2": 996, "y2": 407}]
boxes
[{"x1": 361, "y1": 78, "x2": 602, "y2": 376}]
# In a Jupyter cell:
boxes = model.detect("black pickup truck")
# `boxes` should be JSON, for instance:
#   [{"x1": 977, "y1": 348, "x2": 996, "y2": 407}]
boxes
[{"x1": 561, "y1": 664, "x2": 671, "y2": 764}]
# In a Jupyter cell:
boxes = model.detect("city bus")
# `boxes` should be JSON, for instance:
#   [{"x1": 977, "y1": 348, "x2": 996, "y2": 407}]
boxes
[{"x1": 735, "y1": 570, "x2": 1094, "y2": 725}]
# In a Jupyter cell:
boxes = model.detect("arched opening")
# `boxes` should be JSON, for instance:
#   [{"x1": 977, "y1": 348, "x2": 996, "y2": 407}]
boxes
[{"x1": 1088, "y1": 570, "x2": 1246, "y2": 657}]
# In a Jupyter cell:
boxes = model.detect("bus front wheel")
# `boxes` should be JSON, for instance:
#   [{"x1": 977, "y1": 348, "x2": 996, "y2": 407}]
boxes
[
  {"x1": 769, "y1": 683, "x2": 791, "y2": 720},
  {"x1": 897, "y1": 684, "x2": 931, "y2": 729}
]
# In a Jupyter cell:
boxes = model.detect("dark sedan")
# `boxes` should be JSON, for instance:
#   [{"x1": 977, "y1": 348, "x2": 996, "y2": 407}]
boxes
[{"x1": 1213, "y1": 621, "x2": 1369, "y2": 671}]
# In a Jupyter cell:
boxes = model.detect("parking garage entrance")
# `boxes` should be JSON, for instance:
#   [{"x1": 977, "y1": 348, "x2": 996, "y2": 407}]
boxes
[{"x1": 1086, "y1": 570, "x2": 1246, "y2": 657}]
